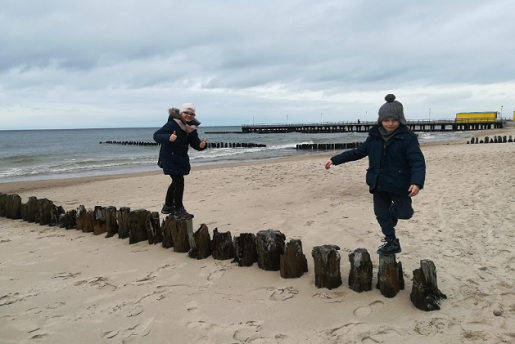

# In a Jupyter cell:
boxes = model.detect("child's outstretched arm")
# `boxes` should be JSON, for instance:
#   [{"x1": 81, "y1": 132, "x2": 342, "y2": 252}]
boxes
[{"x1": 325, "y1": 139, "x2": 369, "y2": 169}]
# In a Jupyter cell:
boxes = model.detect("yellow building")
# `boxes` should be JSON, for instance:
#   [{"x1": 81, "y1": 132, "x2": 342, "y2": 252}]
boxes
[{"x1": 456, "y1": 112, "x2": 498, "y2": 123}]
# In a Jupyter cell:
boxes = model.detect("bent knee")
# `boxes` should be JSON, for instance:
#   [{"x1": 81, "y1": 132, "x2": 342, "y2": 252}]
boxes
[{"x1": 397, "y1": 208, "x2": 414, "y2": 220}]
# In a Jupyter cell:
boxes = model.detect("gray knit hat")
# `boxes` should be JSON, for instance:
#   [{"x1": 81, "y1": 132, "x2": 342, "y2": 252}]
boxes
[{"x1": 378, "y1": 94, "x2": 407, "y2": 125}]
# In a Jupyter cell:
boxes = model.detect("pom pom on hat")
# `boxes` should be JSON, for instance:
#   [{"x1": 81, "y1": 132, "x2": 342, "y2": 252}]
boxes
[{"x1": 384, "y1": 94, "x2": 396, "y2": 102}]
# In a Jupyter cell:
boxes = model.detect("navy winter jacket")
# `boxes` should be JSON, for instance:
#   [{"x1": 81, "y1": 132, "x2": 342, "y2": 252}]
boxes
[
  {"x1": 331, "y1": 125, "x2": 425, "y2": 196},
  {"x1": 153, "y1": 118, "x2": 206, "y2": 175}
]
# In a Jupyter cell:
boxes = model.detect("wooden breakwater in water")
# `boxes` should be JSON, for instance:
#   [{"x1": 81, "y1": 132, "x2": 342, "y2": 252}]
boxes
[
  {"x1": 296, "y1": 142, "x2": 363, "y2": 150},
  {"x1": 467, "y1": 135, "x2": 513, "y2": 144},
  {"x1": 99, "y1": 141, "x2": 266, "y2": 148},
  {"x1": 0, "y1": 192, "x2": 447, "y2": 310}
]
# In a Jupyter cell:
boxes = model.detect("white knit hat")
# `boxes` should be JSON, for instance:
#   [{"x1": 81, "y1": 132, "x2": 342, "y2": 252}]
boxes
[{"x1": 180, "y1": 103, "x2": 196, "y2": 115}]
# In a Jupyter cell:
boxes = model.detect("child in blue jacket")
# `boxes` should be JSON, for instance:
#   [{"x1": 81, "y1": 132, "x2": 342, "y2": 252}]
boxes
[{"x1": 325, "y1": 94, "x2": 426, "y2": 254}]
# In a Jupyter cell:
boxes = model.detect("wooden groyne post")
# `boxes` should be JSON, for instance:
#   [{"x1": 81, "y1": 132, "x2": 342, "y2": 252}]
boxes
[
  {"x1": 312, "y1": 245, "x2": 342, "y2": 290},
  {"x1": 348, "y1": 248, "x2": 373, "y2": 292},
  {"x1": 256, "y1": 230, "x2": 286, "y2": 271},
  {"x1": 376, "y1": 254, "x2": 404, "y2": 298},
  {"x1": 411, "y1": 260, "x2": 447, "y2": 311},
  {"x1": 280, "y1": 239, "x2": 308, "y2": 279}
]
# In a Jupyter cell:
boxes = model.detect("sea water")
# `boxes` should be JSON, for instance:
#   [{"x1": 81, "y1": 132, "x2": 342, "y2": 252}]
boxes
[{"x1": 0, "y1": 126, "x2": 467, "y2": 183}]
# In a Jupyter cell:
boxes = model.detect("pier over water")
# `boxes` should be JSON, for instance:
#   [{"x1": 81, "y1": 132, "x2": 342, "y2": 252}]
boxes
[{"x1": 240, "y1": 118, "x2": 505, "y2": 134}]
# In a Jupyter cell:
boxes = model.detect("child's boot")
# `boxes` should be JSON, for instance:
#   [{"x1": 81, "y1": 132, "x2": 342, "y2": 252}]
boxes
[{"x1": 377, "y1": 238, "x2": 401, "y2": 255}]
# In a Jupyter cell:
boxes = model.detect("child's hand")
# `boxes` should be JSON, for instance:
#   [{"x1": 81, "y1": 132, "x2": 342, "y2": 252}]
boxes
[
  {"x1": 324, "y1": 161, "x2": 333, "y2": 169},
  {"x1": 200, "y1": 139, "x2": 208, "y2": 148},
  {"x1": 408, "y1": 185, "x2": 420, "y2": 197}
]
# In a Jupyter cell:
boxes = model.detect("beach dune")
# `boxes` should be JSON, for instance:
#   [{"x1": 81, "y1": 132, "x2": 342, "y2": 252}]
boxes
[{"x1": 1, "y1": 128, "x2": 515, "y2": 343}]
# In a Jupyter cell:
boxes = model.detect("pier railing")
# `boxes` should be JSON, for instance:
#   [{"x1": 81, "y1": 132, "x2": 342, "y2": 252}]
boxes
[{"x1": 240, "y1": 118, "x2": 507, "y2": 133}]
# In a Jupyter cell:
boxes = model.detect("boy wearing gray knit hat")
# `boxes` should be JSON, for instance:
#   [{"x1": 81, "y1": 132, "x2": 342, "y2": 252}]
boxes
[{"x1": 325, "y1": 94, "x2": 426, "y2": 255}]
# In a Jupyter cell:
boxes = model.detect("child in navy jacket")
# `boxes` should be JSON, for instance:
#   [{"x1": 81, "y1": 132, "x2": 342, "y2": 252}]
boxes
[{"x1": 325, "y1": 94, "x2": 426, "y2": 254}]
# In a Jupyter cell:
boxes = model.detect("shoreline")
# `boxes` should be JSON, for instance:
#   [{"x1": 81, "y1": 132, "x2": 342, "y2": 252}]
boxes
[{"x1": 1, "y1": 124, "x2": 513, "y2": 194}]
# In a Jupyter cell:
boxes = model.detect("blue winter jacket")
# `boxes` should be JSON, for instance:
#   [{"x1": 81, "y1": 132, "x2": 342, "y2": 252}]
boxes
[
  {"x1": 330, "y1": 125, "x2": 425, "y2": 196},
  {"x1": 153, "y1": 118, "x2": 206, "y2": 175}
]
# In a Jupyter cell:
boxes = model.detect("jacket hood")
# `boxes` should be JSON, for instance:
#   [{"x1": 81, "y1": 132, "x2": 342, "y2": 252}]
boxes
[{"x1": 168, "y1": 108, "x2": 201, "y2": 126}]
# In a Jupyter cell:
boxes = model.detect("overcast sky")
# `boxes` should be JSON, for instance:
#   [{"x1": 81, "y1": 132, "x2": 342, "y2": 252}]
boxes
[{"x1": 1, "y1": 0, "x2": 514, "y2": 129}]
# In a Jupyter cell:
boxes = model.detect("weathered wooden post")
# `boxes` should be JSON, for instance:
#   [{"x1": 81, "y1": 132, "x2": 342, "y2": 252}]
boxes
[
  {"x1": 76, "y1": 205, "x2": 87, "y2": 231},
  {"x1": 377, "y1": 254, "x2": 404, "y2": 298},
  {"x1": 93, "y1": 206, "x2": 107, "y2": 235},
  {"x1": 146, "y1": 211, "x2": 162, "y2": 245},
  {"x1": 24, "y1": 197, "x2": 39, "y2": 223},
  {"x1": 83, "y1": 209, "x2": 95, "y2": 233},
  {"x1": 411, "y1": 260, "x2": 447, "y2": 311},
  {"x1": 256, "y1": 230, "x2": 286, "y2": 271},
  {"x1": 192, "y1": 224, "x2": 212, "y2": 260},
  {"x1": 211, "y1": 228, "x2": 235, "y2": 260},
  {"x1": 58, "y1": 209, "x2": 77, "y2": 229},
  {"x1": 50, "y1": 204, "x2": 65, "y2": 226},
  {"x1": 312, "y1": 245, "x2": 342, "y2": 289},
  {"x1": 161, "y1": 215, "x2": 175, "y2": 249},
  {"x1": 105, "y1": 206, "x2": 118, "y2": 238},
  {"x1": 117, "y1": 207, "x2": 131, "y2": 239},
  {"x1": 280, "y1": 239, "x2": 308, "y2": 278},
  {"x1": 129, "y1": 209, "x2": 149, "y2": 244},
  {"x1": 170, "y1": 218, "x2": 191, "y2": 253},
  {"x1": 233, "y1": 233, "x2": 258, "y2": 267},
  {"x1": 8, "y1": 194, "x2": 22, "y2": 220},
  {"x1": 38, "y1": 198, "x2": 53, "y2": 226},
  {"x1": 0, "y1": 193, "x2": 6, "y2": 217},
  {"x1": 348, "y1": 248, "x2": 373, "y2": 292}
]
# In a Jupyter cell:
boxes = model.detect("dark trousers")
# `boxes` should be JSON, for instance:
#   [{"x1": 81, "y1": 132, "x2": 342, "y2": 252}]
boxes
[
  {"x1": 165, "y1": 174, "x2": 185, "y2": 209},
  {"x1": 373, "y1": 191, "x2": 414, "y2": 239}
]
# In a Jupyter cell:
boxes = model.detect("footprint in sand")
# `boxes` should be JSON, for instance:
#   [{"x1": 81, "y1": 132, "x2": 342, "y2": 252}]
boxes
[
  {"x1": 186, "y1": 301, "x2": 198, "y2": 313},
  {"x1": 353, "y1": 300, "x2": 384, "y2": 318},
  {"x1": 248, "y1": 334, "x2": 298, "y2": 344},
  {"x1": 312, "y1": 291, "x2": 346, "y2": 303},
  {"x1": 361, "y1": 328, "x2": 405, "y2": 343}
]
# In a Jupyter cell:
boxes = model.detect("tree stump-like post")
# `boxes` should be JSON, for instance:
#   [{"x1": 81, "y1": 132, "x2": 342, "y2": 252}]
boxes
[
  {"x1": 105, "y1": 206, "x2": 118, "y2": 238},
  {"x1": 83, "y1": 209, "x2": 95, "y2": 233},
  {"x1": 192, "y1": 224, "x2": 212, "y2": 260},
  {"x1": 348, "y1": 248, "x2": 373, "y2": 292},
  {"x1": 93, "y1": 206, "x2": 107, "y2": 235},
  {"x1": 50, "y1": 205, "x2": 65, "y2": 226},
  {"x1": 377, "y1": 254, "x2": 404, "y2": 298},
  {"x1": 129, "y1": 209, "x2": 149, "y2": 244},
  {"x1": 117, "y1": 207, "x2": 131, "y2": 239},
  {"x1": 0, "y1": 193, "x2": 6, "y2": 217},
  {"x1": 312, "y1": 245, "x2": 342, "y2": 290},
  {"x1": 233, "y1": 233, "x2": 258, "y2": 267},
  {"x1": 76, "y1": 205, "x2": 87, "y2": 231},
  {"x1": 58, "y1": 209, "x2": 77, "y2": 229},
  {"x1": 256, "y1": 230, "x2": 286, "y2": 271},
  {"x1": 411, "y1": 260, "x2": 447, "y2": 311},
  {"x1": 161, "y1": 215, "x2": 175, "y2": 249},
  {"x1": 9, "y1": 194, "x2": 22, "y2": 220},
  {"x1": 38, "y1": 198, "x2": 53, "y2": 226},
  {"x1": 171, "y1": 218, "x2": 192, "y2": 253},
  {"x1": 211, "y1": 228, "x2": 235, "y2": 260},
  {"x1": 280, "y1": 239, "x2": 308, "y2": 278},
  {"x1": 146, "y1": 211, "x2": 162, "y2": 245},
  {"x1": 3, "y1": 194, "x2": 12, "y2": 218}
]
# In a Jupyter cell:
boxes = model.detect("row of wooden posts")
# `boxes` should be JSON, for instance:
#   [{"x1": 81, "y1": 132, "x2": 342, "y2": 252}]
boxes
[
  {"x1": 296, "y1": 142, "x2": 363, "y2": 150},
  {"x1": 99, "y1": 141, "x2": 266, "y2": 148},
  {"x1": 467, "y1": 135, "x2": 513, "y2": 144},
  {"x1": 0, "y1": 192, "x2": 446, "y2": 312}
]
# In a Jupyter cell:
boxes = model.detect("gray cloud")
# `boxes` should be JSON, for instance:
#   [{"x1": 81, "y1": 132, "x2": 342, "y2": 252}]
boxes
[{"x1": 0, "y1": 0, "x2": 514, "y2": 129}]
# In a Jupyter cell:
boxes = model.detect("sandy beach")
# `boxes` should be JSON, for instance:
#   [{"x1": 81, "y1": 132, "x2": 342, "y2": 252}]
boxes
[{"x1": 1, "y1": 127, "x2": 515, "y2": 344}]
